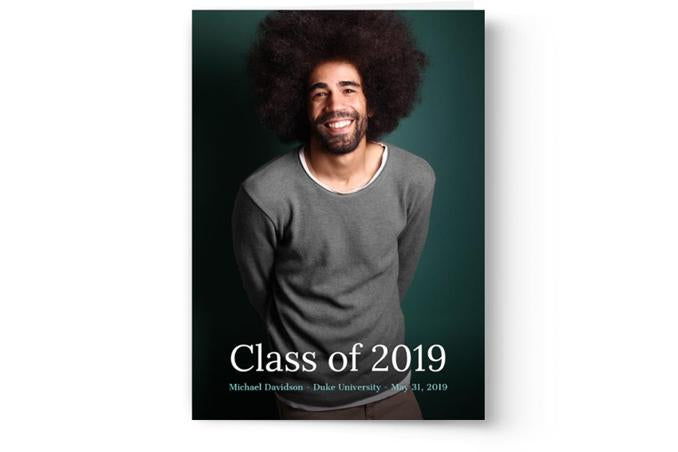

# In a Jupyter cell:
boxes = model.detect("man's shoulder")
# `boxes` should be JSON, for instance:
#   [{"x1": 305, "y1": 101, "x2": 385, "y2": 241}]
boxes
[
  {"x1": 240, "y1": 149, "x2": 300, "y2": 202},
  {"x1": 386, "y1": 143, "x2": 436, "y2": 192}
]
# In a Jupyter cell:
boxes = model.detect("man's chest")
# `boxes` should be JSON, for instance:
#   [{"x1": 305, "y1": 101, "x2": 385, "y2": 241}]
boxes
[{"x1": 276, "y1": 196, "x2": 407, "y2": 271}]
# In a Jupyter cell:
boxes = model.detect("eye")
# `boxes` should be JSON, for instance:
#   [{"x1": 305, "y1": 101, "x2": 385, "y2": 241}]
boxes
[
  {"x1": 312, "y1": 92, "x2": 328, "y2": 99},
  {"x1": 344, "y1": 88, "x2": 356, "y2": 94}
]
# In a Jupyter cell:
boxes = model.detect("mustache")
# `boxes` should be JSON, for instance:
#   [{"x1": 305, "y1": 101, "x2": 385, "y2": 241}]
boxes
[{"x1": 315, "y1": 111, "x2": 360, "y2": 125}]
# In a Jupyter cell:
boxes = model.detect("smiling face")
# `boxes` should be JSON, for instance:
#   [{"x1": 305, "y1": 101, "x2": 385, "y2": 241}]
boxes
[{"x1": 307, "y1": 60, "x2": 370, "y2": 155}]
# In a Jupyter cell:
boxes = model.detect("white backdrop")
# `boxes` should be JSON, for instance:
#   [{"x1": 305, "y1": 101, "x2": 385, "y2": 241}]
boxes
[{"x1": 1, "y1": 1, "x2": 676, "y2": 450}]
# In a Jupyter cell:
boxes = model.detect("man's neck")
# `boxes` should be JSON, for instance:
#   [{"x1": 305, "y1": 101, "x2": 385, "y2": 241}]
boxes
[{"x1": 305, "y1": 137, "x2": 383, "y2": 192}]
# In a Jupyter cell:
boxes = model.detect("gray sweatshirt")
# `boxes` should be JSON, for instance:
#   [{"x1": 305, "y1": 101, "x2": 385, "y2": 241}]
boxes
[{"x1": 231, "y1": 143, "x2": 435, "y2": 408}]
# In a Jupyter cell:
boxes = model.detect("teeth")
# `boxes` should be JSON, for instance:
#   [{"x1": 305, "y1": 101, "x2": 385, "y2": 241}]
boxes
[{"x1": 327, "y1": 120, "x2": 352, "y2": 129}]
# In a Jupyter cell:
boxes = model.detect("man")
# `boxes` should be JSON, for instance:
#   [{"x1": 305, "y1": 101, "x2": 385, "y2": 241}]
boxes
[{"x1": 232, "y1": 11, "x2": 434, "y2": 420}]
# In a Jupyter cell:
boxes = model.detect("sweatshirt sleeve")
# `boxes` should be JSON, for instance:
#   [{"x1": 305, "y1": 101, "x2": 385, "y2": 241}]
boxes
[
  {"x1": 231, "y1": 186, "x2": 278, "y2": 320},
  {"x1": 397, "y1": 175, "x2": 435, "y2": 302}
]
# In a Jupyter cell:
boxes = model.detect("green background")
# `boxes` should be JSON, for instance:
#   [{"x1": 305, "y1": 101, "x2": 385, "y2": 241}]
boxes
[{"x1": 193, "y1": 10, "x2": 484, "y2": 420}]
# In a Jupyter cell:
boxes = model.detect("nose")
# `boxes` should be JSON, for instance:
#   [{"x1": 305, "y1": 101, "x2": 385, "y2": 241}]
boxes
[{"x1": 323, "y1": 92, "x2": 342, "y2": 112}]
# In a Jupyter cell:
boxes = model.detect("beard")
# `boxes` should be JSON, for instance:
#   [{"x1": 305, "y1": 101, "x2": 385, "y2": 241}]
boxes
[{"x1": 311, "y1": 111, "x2": 368, "y2": 155}]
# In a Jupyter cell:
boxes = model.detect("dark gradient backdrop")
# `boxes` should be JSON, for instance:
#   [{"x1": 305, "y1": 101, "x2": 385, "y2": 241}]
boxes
[{"x1": 192, "y1": 10, "x2": 484, "y2": 420}]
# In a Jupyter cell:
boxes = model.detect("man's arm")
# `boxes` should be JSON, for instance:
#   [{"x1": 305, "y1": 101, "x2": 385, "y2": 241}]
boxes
[
  {"x1": 231, "y1": 187, "x2": 277, "y2": 320},
  {"x1": 397, "y1": 178, "x2": 435, "y2": 302}
]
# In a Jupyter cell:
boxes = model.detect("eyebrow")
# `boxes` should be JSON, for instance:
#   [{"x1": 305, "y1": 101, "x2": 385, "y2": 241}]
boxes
[{"x1": 308, "y1": 81, "x2": 362, "y2": 92}]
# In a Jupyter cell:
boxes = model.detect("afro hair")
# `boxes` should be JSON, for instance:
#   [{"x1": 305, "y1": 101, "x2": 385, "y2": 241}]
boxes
[{"x1": 247, "y1": 11, "x2": 428, "y2": 143}]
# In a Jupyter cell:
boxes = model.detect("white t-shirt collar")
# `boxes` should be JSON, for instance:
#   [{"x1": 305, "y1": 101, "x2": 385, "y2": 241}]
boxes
[{"x1": 298, "y1": 143, "x2": 388, "y2": 194}]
